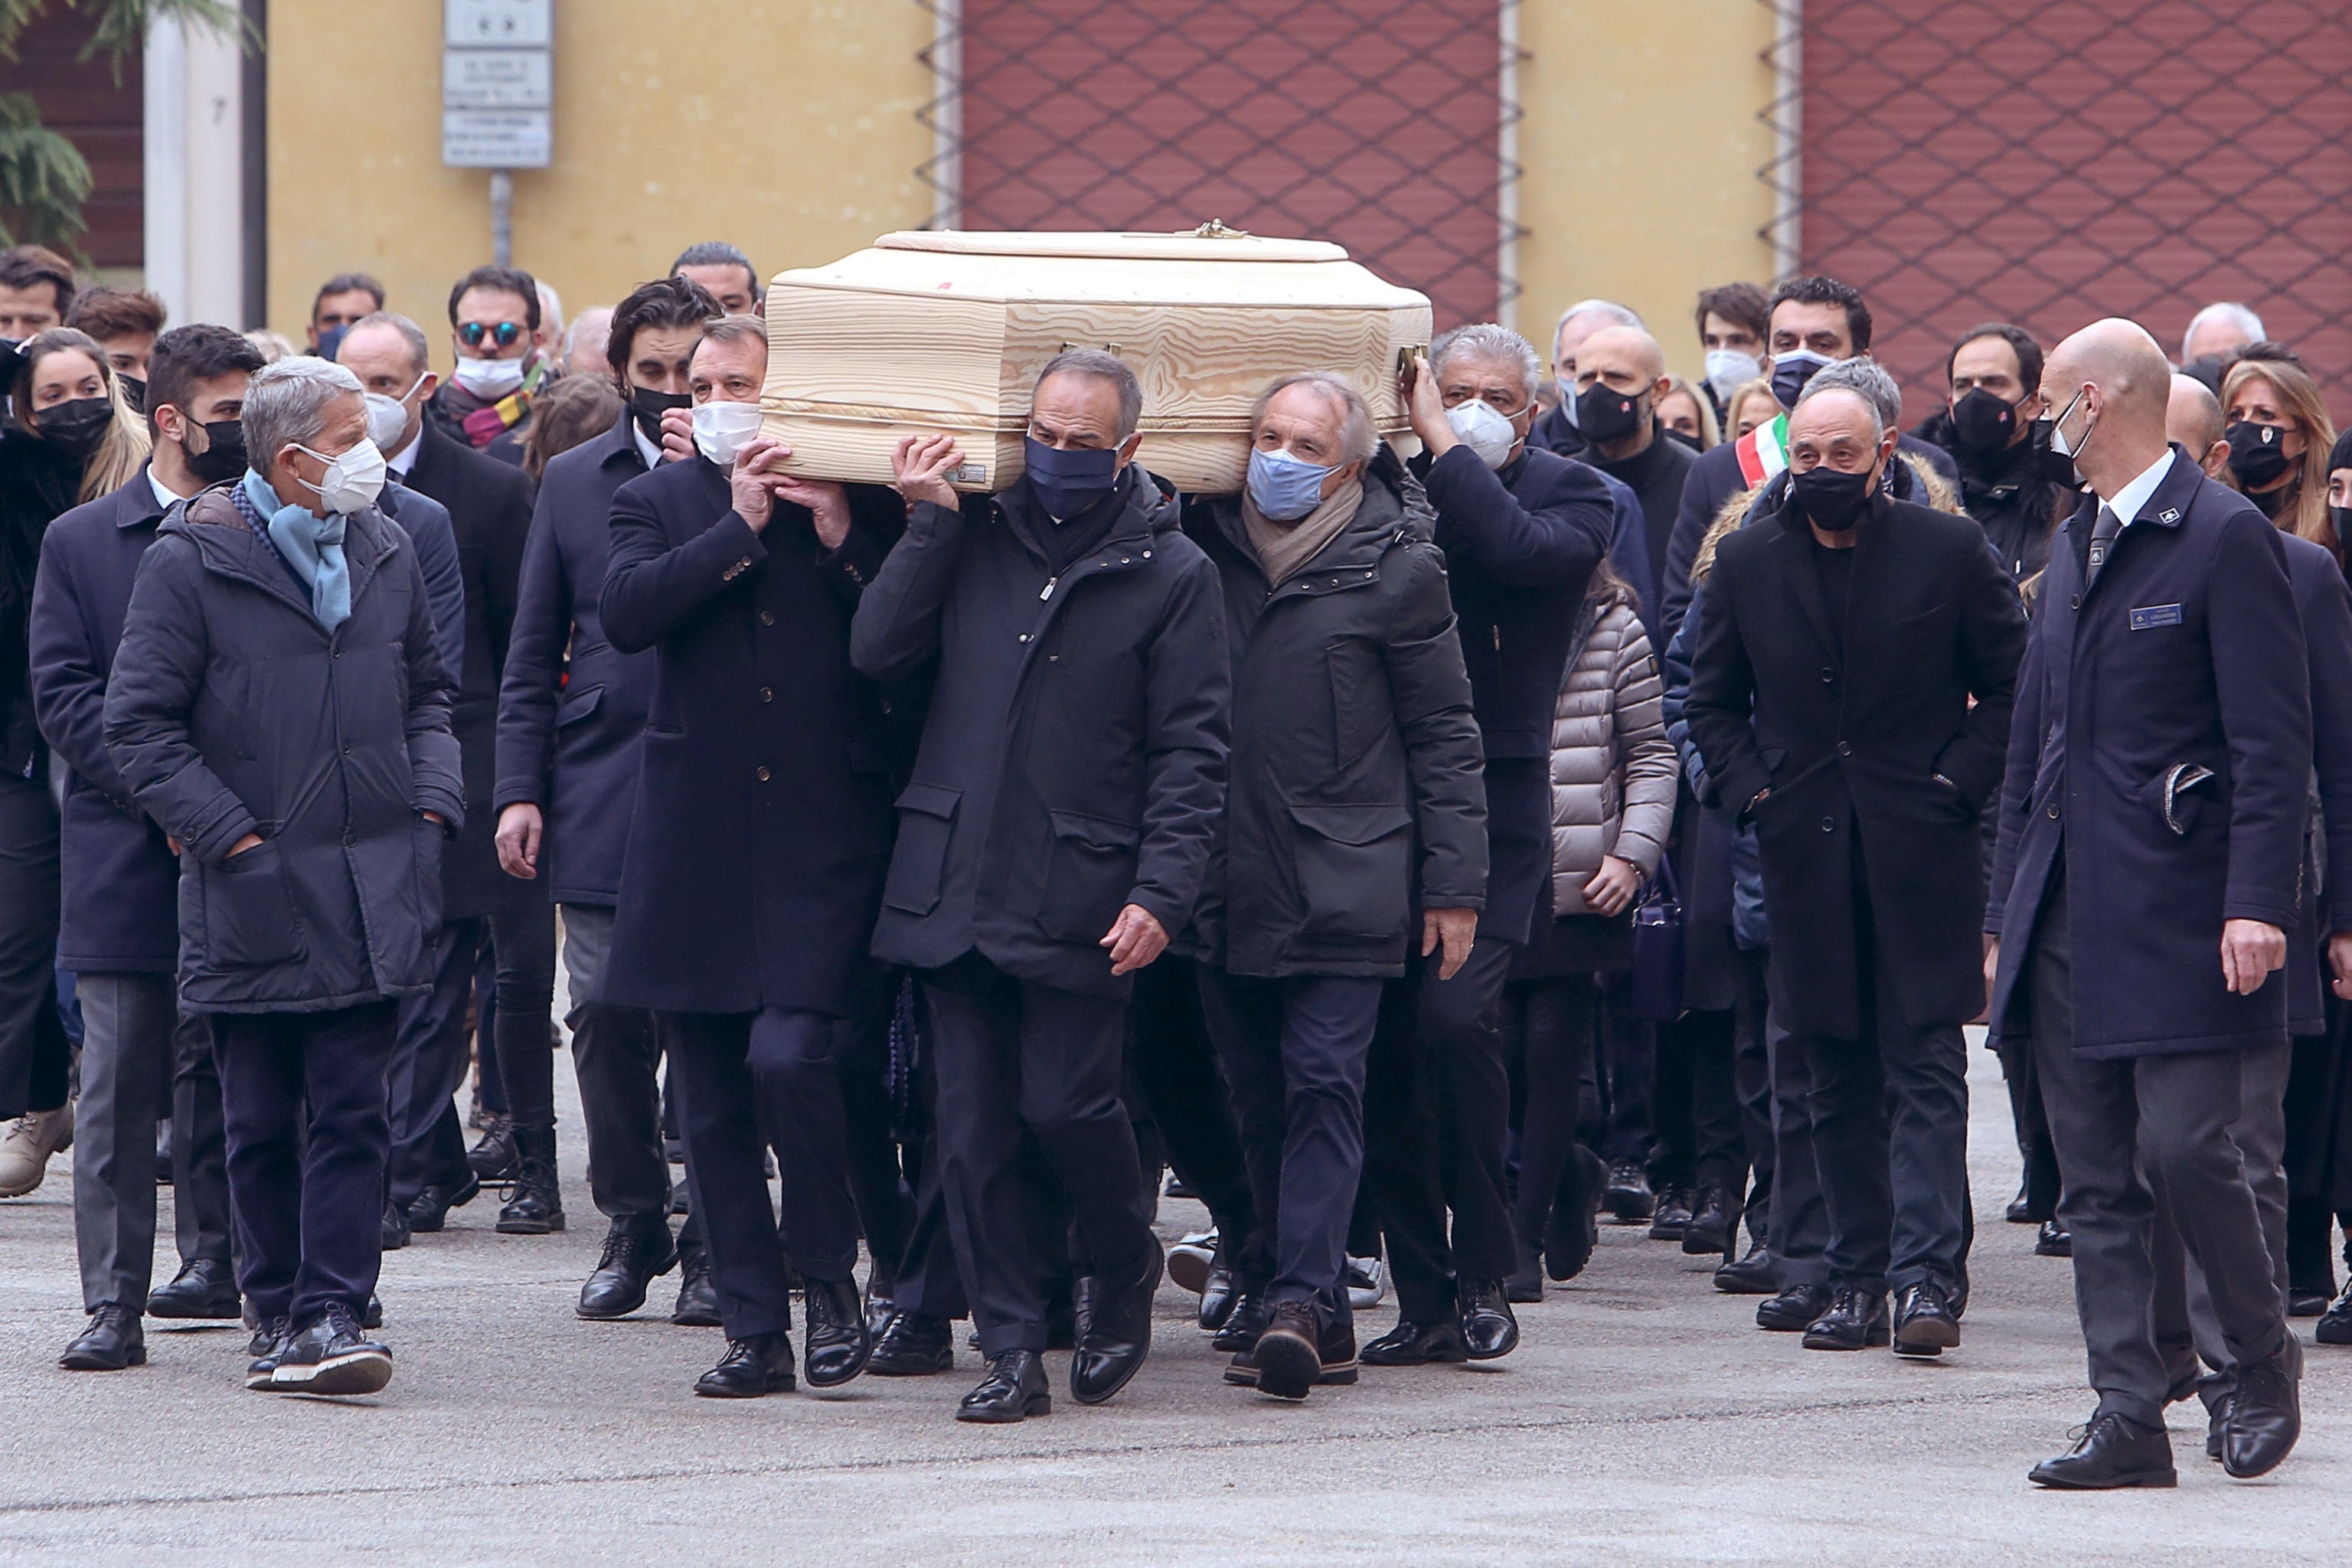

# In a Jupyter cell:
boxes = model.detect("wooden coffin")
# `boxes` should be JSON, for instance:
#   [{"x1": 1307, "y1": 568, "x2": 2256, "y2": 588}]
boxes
[{"x1": 758, "y1": 227, "x2": 1432, "y2": 494}]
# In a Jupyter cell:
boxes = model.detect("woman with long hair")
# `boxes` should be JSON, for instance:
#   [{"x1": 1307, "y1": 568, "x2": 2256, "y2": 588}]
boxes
[{"x1": 2221, "y1": 348, "x2": 2338, "y2": 563}]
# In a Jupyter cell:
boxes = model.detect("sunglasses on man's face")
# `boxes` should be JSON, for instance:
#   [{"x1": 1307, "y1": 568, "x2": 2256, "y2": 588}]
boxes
[{"x1": 457, "y1": 320, "x2": 525, "y2": 351}]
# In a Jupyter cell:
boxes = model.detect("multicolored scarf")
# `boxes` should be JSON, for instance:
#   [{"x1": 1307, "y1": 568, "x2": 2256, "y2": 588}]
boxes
[{"x1": 443, "y1": 356, "x2": 554, "y2": 450}]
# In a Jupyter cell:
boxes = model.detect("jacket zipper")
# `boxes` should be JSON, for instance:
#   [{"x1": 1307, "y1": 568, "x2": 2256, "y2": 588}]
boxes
[{"x1": 1040, "y1": 575, "x2": 1058, "y2": 601}]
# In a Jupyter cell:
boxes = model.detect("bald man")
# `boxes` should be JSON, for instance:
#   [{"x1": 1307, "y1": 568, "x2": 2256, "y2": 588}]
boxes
[
  {"x1": 2164, "y1": 372, "x2": 2232, "y2": 481},
  {"x1": 1986, "y1": 319, "x2": 2308, "y2": 1488},
  {"x1": 1573, "y1": 325, "x2": 1694, "y2": 595},
  {"x1": 1686, "y1": 359, "x2": 2026, "y2": 1359}
]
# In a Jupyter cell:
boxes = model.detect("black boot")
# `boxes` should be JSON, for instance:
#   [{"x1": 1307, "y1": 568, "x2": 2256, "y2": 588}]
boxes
[
  {"x1": 577, "y1": 1223, "x2": 678, "y2": 1319},
  {"x1": 467, "y1": 1113, "x2": 519, "y2": 1181},
  {"x1": 1681, "y1": 1181, "x2": 1741, "y2": 1260},
  {"x1": 496, "y1": 1125, "x2": 565, "y2": 1235},
  {"x1": 695, "y1": 1334, "x2": 796, "y2": 1397},
  {"x1": 407, "y1": 1171, "x2": 482, "y2": 1233},
  {"x1": 60, "y1": 1303, "x2": 145, "y2": 1370},
  {"x1": 958, "y1": 1349, "x2": 1050, "y2": 1423},
  {"x1": 802, "y1": 1277, "x2": 873, "y2": 1389},
  {"x1": 147, "y1": 1257, "x2": 240, "y2": 1319},
  {"x1": 672, "y1": 1248, "x2": 721, "y2": 1326},
  {"x1": 1648, "y1": 1184, "x2": 1694, "y2": 1241}
]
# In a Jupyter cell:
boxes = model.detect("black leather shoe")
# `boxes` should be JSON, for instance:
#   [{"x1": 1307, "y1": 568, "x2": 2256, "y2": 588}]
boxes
[
  {"x1": 1802, "y1": 1285, "x2": 1890, "y2": 1351},
  {"x1": 672, "y1": 1250, "x2": 721, "y2": 1326},
  {"x1": 1361, "y1": 1316, "x2": 1468, "y2": 1366},
  {"x1": 1681, "y1": 1181, "x2": 1740, "y2": 1259},
  {"x1": 1458, "y1": 1278, "x2": 1519, "y2": 1360},
  {"x1": 406, "y1": 1171, "x2": 482, "y2": 1233},
  {"x1": 2206, "y1": 1398, "x2": 2229, "y2": 1462},
  {"x1": 694, "y1": 1333, "x2": 796, "y2": 1397},
  {"x1": 271, "y1": 1303, "x2": 393, "y2": 1396},
  {"x1": 2034, "y1": 1219, "x2": 2072, "y2": 1257},
  {"x1": 868, "y1": 1308, "x2": 955, "y2": 1375},
  {"x1": 1504, "y1": 1234, "x2": 1544, "y2": 1304},
  {"x1": 467, "y1": 1114, "x2": 518, "y2": 1181},
  {"x1": 1546, "y1": 1147, "x2": 1607, "y2": 1280},
  {"x1": 1197, "y1": 1259, "x2": 1239, "y2": 1331},
  {"x1": 577, "y1": 1225, "x2": 678, "y2": 1320},
  {"x1": 1211, "y1": 1292, "x2": 1269, "y2": 1355},
  {"x1": 495, "y1": 1126, "x2": 565, "y2": 1234},
  {"x1": 2004, "y1": 1185, "x2": 2037, "y2": 1223},
  {"x1": 1714, "y1": 1241, "x2": 1777, "y2": 1295},
  {"x1": 1601, "y1": 1159, "x2": 1654, "y2": 1223},
  {"x1": 244, "y1": 1318, "x2": 292, "y2": 1390},
  {"x1": 2224, "y1": 1338, "x2": 2301, "y2": 1478},
  {"x1": 380, "y1": 1199, "x2": 410, "y2": 1251},
  {"x1": 802, "y1": 1277, "x2": 872, "y2": 1388},
  {"x1": 1891, "y1": 1281, "x2": 1962, "y2": 1358},
  {"x1": 147, "y1": 1257, "x2": 240, "y2": 1319},
  {"x1": 958, "y1": 1348, "x2": 1050, "y2": 1423},
  {"x1": 1070, "y1": 1243, "x2": 1160, "y2": 1405},
  {"x1": 60, "y1": 1303, "x2": 145, "y2": 1370},
  {"x1": 2316, "y1": 1280, "x2": 2352, "y2": 1345},
  {"x1": 2028, "y1": 1412, "x2": 2177, "y2": 1488},
  {"x1": 1757, "y1": 1282, "x2": 1833, "y2": 1331},
  {"x1": 2287, "y1": 1283, "x2": 2331, "y2": 1318},
  {"x1": 1250, "y1": 1301, "x2": 1324, "y2": 1400},
  {"x1": 363, "y1": 1294, "x2": 383, "y2": 1330},
  {"x1": 1648, "y1": 1184, "x2": 1694, "y2": 1242}
]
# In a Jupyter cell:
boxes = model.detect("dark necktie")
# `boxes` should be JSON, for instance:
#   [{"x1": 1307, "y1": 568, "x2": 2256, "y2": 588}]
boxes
[{"x1": 2082, "y1": 505, "x2": 2122, "y2": 592}]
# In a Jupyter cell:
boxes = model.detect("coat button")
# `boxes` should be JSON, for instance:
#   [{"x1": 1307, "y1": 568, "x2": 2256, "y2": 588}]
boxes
[
  {"x1": 760, "y1": 610, "x2": 775, "y2": 626},
  {"x1": 2070, "y1": 593, "x2": 2081, "y2": 609},
  {"x1": 759, "y1": 687, "x2": 773, "y2": 703},
  {"x1": 2047, "y1": 802, "x2": 2060, "y2": 818},
  {"x1": 755, "y1": 766, "x2": 771, "y2": 782},
  {"x1": 1820, "y1": 667, "x2": 1834, "y2": 683},
  {"x1": 1820, "y1": 817, "x2": 1835, "y2": 831},
  {"x1": 1835, "y1": 741, "x2": 1851, "y2": 756},
  {"x1": 1018, "y1": 633, "x2": 1031, "y2": 642}
]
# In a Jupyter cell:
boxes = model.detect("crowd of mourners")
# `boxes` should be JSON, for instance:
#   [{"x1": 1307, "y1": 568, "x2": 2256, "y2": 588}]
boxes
[{"x1": 0, "y1": 232, "x2": 2346, "y2": 1490}]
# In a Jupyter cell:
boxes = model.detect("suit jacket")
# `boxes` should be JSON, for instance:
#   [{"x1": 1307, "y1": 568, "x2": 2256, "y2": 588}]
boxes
[
  {"x1": 377, "y1": 479, "x2": 465, "y2": 680},
  {"x1": 1687, "y1": 489, "x2": 2027, "y2": 1036},
  {"x1": 492, "y1": 413, "x2": 658, "y2": 906},
  {"x1": 1987, "y1": 448, "x2": 2311, "y2": 1059},
  {"x1": 599, "y1": 456, "x2": 897, "y2": 1016},
  {"x1": 399, "y1": 420, "x2": 536, "y2": 919}
]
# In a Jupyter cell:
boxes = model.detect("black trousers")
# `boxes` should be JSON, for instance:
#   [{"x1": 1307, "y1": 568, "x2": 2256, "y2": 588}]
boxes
[
  {"x1": 667, "y1": 1008, "x2": 858, "y2": 1341},
  {"x1": 1595, "y1": 985, "x2": 1654, "y2": 1164},
  {"x1": 1652, "y1": 1005, "x2": 1746, "y2": 1194},
  {"x1": 1197, "y1": 966, "x2": 1384, "y2": 1328},
  {"x1": 1363, "y1": 939, "x2": 1517, "y2": 1324},
  {"x1": 483, "y1": 898, "x2": 560, "y2": 1133},
  {"x1": 1504, "y1": 973, "x2": 1598, "y2": 1248},
  {"x1": 211, "y1": 1001, "x2": 399, "y2": 1328},
  {"x1": 387, "y1": 916, "x2": 485, "y2": 1207},
  {"x1": 0, "y1": 773, "x2": 64, "y2": 1119},
  {"x1": 72, "y1": 975, "x2": 230, "y2": 1312},
  {"x1": 2282, "y1": 1015, "x2": 2344, "y2": 1292},
  {"x1": 839, "y1": 1001, "x2": 914, "y2": 1292},
  {"x1": 1126, "y1": 955, "x2": 1256, "y2": 1246},
  {"x1": 1764, "y1": 1008, "x2": 1831, "y2": 1289},
  {"x1": 1731, "y1": 946, "x2": 1774, "y2": 1246},
  {"x1": 885, "y1": 1001, "x2": 969, "y2": 1321},
  {"x1": 2027, "y1": 880, "x2": 2287, "y2": 1429},
  {"x1": 920, "y1": 953, "x2": 1152, "y2": 1357},
  {"x1": 1996, "y1": 1035, "x2": 2063, "y2": 1220}
]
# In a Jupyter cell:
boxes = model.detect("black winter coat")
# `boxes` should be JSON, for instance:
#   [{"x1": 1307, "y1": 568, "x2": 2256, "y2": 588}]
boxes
[
  {"x1": 0, "y1": 430, "x2": 93, "y2": 776},
  {"x1": 599, "y1": 456, "x2": 898, "y2": 1017},
  {"x1": 1183, "y1": 456, "x2": 1486, "y2": 978},
  {"x1": 2278, "y1": 531, "x2": 2352, "y2": 1034},
  {"x1": 398, "y1": 421, "x2": 534, "y2": 919},
  {"x1": 1687, "y1": 490, "x2": 2027, "y2": 1036},
  {"x1": 1411, "y1": 442, "x2": 1611, "y2": 943},
  {"x1": 493, "y1": 415, "x2": 658, "y2": 906},
  {"x1": 31, "y1": 470, "x2": 178, "y2": 973},
  {"x1": 1987, "y1": 449, "x2": 2311, "y2": 1059},
  {"x1": 852, "y1": 466, "x2": 1229, "y2": 1000},
  {"x1": 103, "y1": 488, "x2": 465, "y2": 1012},
  {"x1": 1910, "y1": 412, "x2": 2066, "y2": 583}
]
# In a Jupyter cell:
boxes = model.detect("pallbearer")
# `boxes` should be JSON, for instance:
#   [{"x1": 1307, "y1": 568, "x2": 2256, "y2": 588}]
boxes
[{"x1": 599, "y1": 317, "x2": 899, "y2": 1399}]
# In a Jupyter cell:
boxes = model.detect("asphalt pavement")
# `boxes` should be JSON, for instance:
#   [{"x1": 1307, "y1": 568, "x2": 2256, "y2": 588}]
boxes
[{"x1": 0, "y1": 1039, "x2": 2344, "y2": 1566}]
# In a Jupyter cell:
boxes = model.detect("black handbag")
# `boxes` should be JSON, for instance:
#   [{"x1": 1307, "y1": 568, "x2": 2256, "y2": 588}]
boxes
[{"x1": 1626, "y1": 856, "x2": 1686, "y2": 1022}]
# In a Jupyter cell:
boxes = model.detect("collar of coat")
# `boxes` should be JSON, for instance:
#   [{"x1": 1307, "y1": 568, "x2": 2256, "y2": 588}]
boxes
[
  {"x1": 2056, "y1": 443, "x2": 2199, "y2": 541},
  {"x1": 1203, "y1": 444, "x2": 1428, "y2": 589},
  {"x1": 163, "y1": 482, "x2": 402, "y2": 626},
  {"x1": 1690, "y1": 447, "x2": 1961, "y2": 588}
]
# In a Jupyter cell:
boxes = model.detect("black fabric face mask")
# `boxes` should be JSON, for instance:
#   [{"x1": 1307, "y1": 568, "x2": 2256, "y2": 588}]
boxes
[
  {"x1": 117, "y1": 376, "x2": 147, "y2": 416},
  {"x1": 1949, "y1": 387, "x2": 2021, "y2": 457},
  {"x1": 2331, "y1": 505, "x2": 2352, "y2": 545},
  {"x1": 2225, "y1": 420, "x2": 2293, "y2": 492},
  {"x1": 1662, "y1": 426, "x2": 1704, "y2": 453},
  {"x1": 1024, "y1": 436, "x2": 1122, "y2": 520},
  {"x1": 1792, "y1": 462, "x2": 1877, "y2": 532},
  {"x1": 184, "y1": 417, "x2": 247, "y2": 485},
  {"x1": 1573, "y1": 381, "x2": 1645, "y2": 446},
  {"x1": 37, "y1": 396, "x2": 113, "y2": 459},
  {"x1": 629, "y1": 385, "x2": 691, "y2": 448}
]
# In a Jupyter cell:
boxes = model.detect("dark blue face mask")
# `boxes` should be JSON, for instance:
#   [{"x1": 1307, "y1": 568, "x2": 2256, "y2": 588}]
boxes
[
  {"x1": 1023, "y1": 435, "x2": 1120, "y2": 520},
  {"x1": 315, "y1": 323, "x2": 350, "y2": 362}
]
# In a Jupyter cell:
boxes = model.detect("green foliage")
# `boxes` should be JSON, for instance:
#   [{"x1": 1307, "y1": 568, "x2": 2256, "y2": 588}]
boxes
[{"x1": 0, "y1": 0, "x2": 250, "y2": 74}]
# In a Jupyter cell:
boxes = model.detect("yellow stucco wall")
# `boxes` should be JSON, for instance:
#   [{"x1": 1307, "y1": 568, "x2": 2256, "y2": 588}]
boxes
[
  {"x1": 1514, "y1": 0, "x2": 1780, "y2": 381},
  {"x1": 266, "y1": 2, "x2": 1771, "y2": 383},
  {"x1": 266, "y1": 1, "x2": 936, "y2": 369}
]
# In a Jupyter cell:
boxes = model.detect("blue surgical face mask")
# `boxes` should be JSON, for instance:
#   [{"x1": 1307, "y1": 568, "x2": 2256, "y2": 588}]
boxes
[
  {"x1": 1770, "y1": 348, "x2": 1835, "y2": 409},
  {"x1": 1022, "y1": 435, "x2": 1120, "y2": 521},
  {"x1": 1246, "y1": 446, "x2": 1334, "y2": 521}
]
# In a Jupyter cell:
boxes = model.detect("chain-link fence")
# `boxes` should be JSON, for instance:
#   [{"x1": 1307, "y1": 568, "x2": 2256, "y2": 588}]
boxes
[
  {"x1": 916, "y1": 0, "x2": 1522, "y2": 328},
  {"x1": 1759, "y1": 0, "x2": 2352, "y2": 423}
]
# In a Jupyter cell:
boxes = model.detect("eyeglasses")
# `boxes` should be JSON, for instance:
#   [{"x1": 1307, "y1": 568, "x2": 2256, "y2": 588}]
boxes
[{"x1": 456, "y1": 320, "x2": 525, "y2": 351}]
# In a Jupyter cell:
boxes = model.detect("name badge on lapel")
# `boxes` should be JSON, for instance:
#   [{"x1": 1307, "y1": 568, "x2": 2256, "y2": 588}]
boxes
[{"x1": 2129, "y1": 603, "x2": 2184, "y2": 630}]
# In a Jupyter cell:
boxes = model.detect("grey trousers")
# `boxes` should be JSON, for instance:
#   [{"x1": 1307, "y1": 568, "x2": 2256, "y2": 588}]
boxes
[
  {"x1": 561, "y1": 903, "x2": 678, "y2": 1235},
  {"x1": 72, "y1": 973, "x2": 231, "y2": 1312},
  {"x1": 2028, "y1": 893, "x2": 2287, "y2": 1429}
]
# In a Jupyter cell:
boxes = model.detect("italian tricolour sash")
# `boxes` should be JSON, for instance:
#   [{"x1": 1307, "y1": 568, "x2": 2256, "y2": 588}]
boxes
[{"x1": 1734, "y1": 413, "x2": 1789, "y2": 488}]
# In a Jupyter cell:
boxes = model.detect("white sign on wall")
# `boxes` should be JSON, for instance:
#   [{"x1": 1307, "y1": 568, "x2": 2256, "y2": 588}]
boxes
[{"x1": 443, "y1": 0, "x2": 551, "y2": 170}]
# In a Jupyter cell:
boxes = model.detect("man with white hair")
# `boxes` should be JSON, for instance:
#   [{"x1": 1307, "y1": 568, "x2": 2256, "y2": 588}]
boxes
[
  {"x1": 2180, "y1": 300, "x2": 2265, "y2": 366},
  {"x1": 103, "y1": 355, "x2": 463, "y2": 1397},
  {"x1": 1687, "y1": 358, "x2": 2027, "y2": 1364}
]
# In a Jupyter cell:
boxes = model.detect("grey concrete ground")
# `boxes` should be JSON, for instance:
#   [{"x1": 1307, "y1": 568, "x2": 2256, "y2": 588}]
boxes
[{"x1": 0, "y1": 1040, "x2": 2345, "y2": 1566}]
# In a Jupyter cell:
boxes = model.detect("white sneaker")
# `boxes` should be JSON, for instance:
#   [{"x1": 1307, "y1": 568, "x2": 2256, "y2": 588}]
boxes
[
  {"x1": 1344, "y1": 1254, "x2": 1385, "y2": 1311},
  {"x1": 1168, "y1": 1229, "x2": 1219, "y2": 1295},
  {"x1": 0, "y1": 1103, "x2": 74, "y2": 1197}
]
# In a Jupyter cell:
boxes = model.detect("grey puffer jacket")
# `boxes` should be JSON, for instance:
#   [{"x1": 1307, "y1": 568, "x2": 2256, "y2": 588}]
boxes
[{"x1": 1547, "y1": 584, "x2": 1676, "y2": 914}]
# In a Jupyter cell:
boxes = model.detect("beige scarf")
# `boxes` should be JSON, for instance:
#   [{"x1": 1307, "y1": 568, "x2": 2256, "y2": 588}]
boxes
[{"x1": 1241, "y1": 477, "x2": 1364, "y2": 586}]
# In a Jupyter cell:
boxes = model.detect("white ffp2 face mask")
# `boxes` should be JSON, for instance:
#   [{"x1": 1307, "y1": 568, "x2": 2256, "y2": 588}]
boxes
[
  {"x1": 692, "y1": 400, "x2": 765, "y2": 467},
  {"x1": 1445, "y1": 398, "x2": 1522, "y2": 469},
  {"x1": 293, "y1": 437, "x2": 388, "y2": 514},
  {"x1": 1705, "y1": 348, "x2": 1762, "y2": 403},
  {"x1": 452, "y1": 354, "x2": 528, "y2": 398}
]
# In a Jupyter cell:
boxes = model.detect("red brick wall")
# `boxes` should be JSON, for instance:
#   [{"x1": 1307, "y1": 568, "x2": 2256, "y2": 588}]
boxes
[{"x1": 0, "y1": 8, "x2": 142, "y2": 270}]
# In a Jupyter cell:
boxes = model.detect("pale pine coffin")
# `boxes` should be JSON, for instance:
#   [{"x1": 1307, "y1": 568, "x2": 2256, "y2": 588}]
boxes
[{"x1": 758, "y1": 228, "x2": 1432, "y2": 495}]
